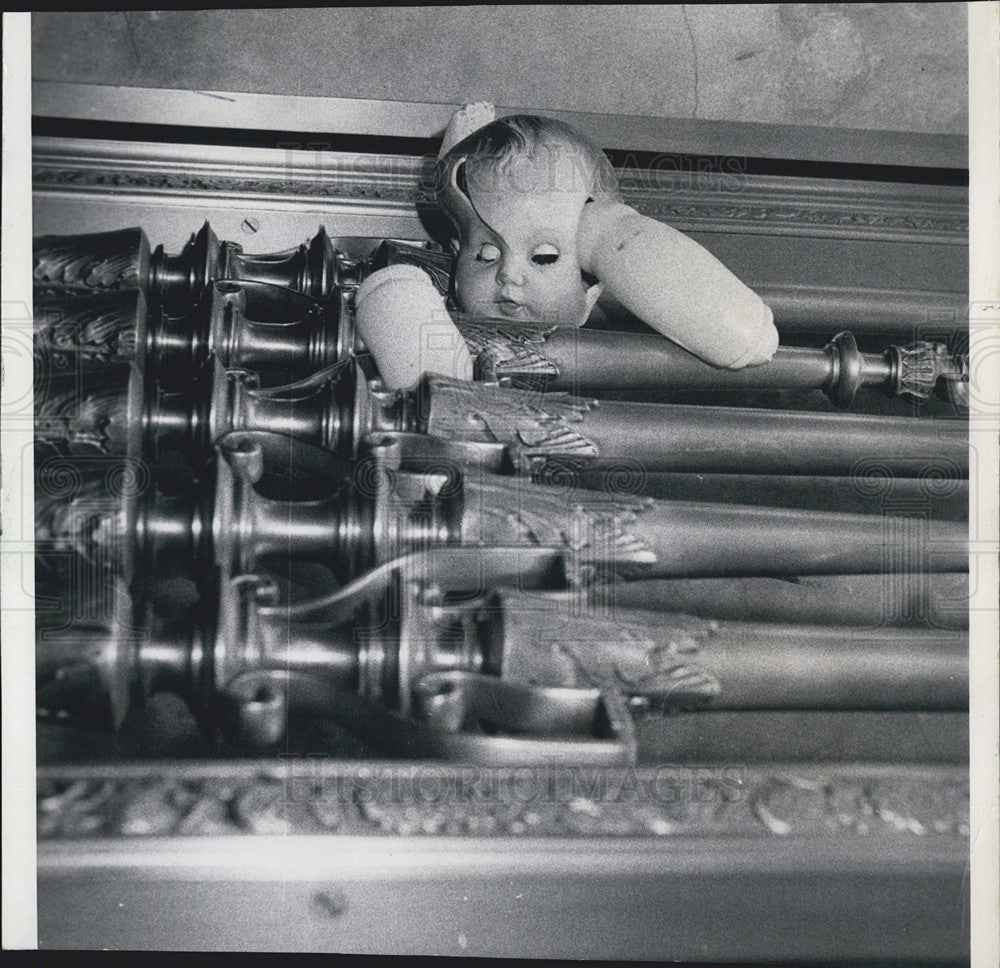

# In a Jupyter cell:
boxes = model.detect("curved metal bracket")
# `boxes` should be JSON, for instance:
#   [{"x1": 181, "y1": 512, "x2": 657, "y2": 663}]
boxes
[{"x1": 410, "y1": 670, "x2": 637, "y2": 765}]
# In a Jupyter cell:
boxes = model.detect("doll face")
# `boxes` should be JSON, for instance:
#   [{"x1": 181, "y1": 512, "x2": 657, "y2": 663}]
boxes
[{"x1": 451, "y1": 153, "x2": 595, "y2": 326}]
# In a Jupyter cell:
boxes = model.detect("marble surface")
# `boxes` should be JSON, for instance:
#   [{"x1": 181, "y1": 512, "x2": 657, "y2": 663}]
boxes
[{"x1": 31, "y1": 4, "x2": 967, "y2": 136}]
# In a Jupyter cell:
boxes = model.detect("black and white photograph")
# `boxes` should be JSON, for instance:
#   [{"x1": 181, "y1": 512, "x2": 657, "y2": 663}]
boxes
[{"x1": 2, "y1": 4, "x2": 998, "y2": 960}]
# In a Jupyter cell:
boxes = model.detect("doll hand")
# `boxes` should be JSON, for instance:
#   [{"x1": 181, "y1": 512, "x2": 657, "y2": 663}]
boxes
[
  {"x1": 719, "y1": 304, "x2": 780, "y2": 367},
  {"x1": 439, "y1": 102, "x2": 497, "y2": 158}
]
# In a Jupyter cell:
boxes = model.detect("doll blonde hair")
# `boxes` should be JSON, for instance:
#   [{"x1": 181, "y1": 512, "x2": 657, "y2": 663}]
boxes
[{"x1": 436, "y1": 114, "x2": 621, "y2": 225}]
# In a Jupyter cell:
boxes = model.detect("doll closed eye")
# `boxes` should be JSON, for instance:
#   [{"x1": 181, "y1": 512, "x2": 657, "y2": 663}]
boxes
[
  {"x1": 531, "y1": 243, "x2": 560, "y2": 266},
  {"x1": 474, "y1": 242, "x2": 562, "y2": 265}
]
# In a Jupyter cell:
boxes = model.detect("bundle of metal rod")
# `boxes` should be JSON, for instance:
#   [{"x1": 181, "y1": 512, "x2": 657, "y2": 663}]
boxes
[
  {"x1": 31, "y1": 227, "x2": 971, "y2": 770},
  {"x1": 35, "y1": 425, "x2": 968, "y2": 592},
  {"x1": 33, "y1": 230, "x2": 969, "y2": 410},
  {"x1": 134, "y1": 357, "x2": 969, "y2": 479},
  {"x1": 32, "y1": 223, "x2": 345, "y2": 313},
  {"x1": 33, "y1": 549, "x2": 968, "y2": 762}
]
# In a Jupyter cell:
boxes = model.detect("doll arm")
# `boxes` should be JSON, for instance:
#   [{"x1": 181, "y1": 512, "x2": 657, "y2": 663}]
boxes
[
  {"x1": 577, "y1": 198, "x2": 779, "y2": 368},
  {"x1": 354, "y1": 264, "x2": 474, "y2": 390}
]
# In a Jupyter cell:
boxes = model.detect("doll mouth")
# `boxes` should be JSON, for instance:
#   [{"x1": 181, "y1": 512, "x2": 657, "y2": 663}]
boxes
[{"x1": 496, "y1": 298, "x2": 528, "y2": 318}]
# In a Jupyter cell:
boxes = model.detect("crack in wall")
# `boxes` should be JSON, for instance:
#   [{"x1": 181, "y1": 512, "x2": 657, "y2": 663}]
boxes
[
  {"x1": 681, "y1": 5, "x2": 700, "y2": 119},
  {"x1": 120, "y1": 12, "x2": 140, "y2": 68}
]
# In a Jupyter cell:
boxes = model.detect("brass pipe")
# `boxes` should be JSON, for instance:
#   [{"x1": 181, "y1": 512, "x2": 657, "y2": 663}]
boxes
[
  {"x1": 33, "y1": 224, "x2": 343, "y2": 314},
  {"x1": 598, "y1": 573, "x2": 969, "y2": 630},
  {"x1": 145, "y1": 364, "x2": 970, "y2": 481},
  {"x1": 418, "y1": 376, "x2": 968, "y2": 478},
  {"x1": 207, "y1": 431, "x2": 969, "y2": 583},
  {"x1": 468, "y1": 323, "x2": 963, "y2": 408}
]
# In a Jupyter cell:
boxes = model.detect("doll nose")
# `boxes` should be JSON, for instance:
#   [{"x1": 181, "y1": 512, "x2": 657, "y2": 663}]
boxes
[{"x1": 497, "y1": 260, "x2": 525, "y2": 287}]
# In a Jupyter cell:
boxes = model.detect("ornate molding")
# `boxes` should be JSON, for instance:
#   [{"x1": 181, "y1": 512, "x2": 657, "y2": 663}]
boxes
[
  {"x1": 35, "y1": 761, "x2": 969, "y2": 840},
  {"x1": 33, "y1": 137, "x2": 968, "y2": 245},
  {"x1": 616, "y1": 169, "x2": 968, "y2": 242}
]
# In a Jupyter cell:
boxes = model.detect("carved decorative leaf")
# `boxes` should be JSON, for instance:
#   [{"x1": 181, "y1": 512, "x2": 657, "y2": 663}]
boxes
[
  {"x1": 465, "y1": 476, "x2": 657, "y2": 577},
  {"x1": 34, "y1": 231, "x2": 145, "y2": 293},
  {"x1": 426, "y1": 376, "x2": 600, "y2": 467},
  {"x1": 35, "y1": 381, "x2": 131, "y2": 456},
  {"x1": 34, "y1": 295, "x2": 140, "y2": 368},
  {"x1": 456, "y1": 319, "x2": 560, "y2": 385},
  {"x1": 509, "y1": 600, "x2": 722, "y2": 707}
]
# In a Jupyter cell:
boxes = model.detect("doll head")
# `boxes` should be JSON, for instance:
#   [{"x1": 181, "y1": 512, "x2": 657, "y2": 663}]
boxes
[{"x1": 437, "y1": 115, "x2": 619, "y2": 326}]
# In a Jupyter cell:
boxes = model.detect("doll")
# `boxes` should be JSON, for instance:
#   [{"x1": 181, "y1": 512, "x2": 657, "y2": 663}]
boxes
[{"x1": 354, "y1": 103, "x2": 779, "y2": 389}]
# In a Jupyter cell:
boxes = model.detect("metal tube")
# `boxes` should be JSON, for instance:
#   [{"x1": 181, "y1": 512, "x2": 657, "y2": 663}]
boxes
[
  {"x1": 488, "y1": 592, "x2": 968, "y2": 711},
  {"x1": 575, "y1": 472, "x2": 969, "y2": 520},
  {"x1": 542, "y1": 331, "x2": 841, "y2": 394},
  {"x1": 462, "y1": 319, "x2": 963, "y2": 407},
  {"x1": 211, "y1": 432, "x2": 969, "y2": 583},
  {"x1": 599, "y1": 572, "x2": 969, "y2": 630},
  {"x1": 561, "y1": 402, "x2": 966, "y2": 476},
  {"x1": 455, "y1": 470, "x2": 968, "y2": 578},
  {"x1": 753, "y1": 284, "x2": 968, "y2": 339},
  {"x1": 422, "y1": 376, "x2": 968, "y2": 478}
]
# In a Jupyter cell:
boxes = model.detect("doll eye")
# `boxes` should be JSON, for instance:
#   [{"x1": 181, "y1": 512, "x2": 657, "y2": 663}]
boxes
[
  {"x1": 476, "y1": 243, "x2": 501, "y2": 263},
  {"x1": 531, "y1": 244, "x2": 560, "y2": 266}
]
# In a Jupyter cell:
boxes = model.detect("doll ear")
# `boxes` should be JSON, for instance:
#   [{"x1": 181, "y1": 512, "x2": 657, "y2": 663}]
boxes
[
  {"x1": 441, "y1": 156, "x2": 479, "y2": 228},
  {"x1": 453, "y1": 159, "x2": 469, "y2": 198}
]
